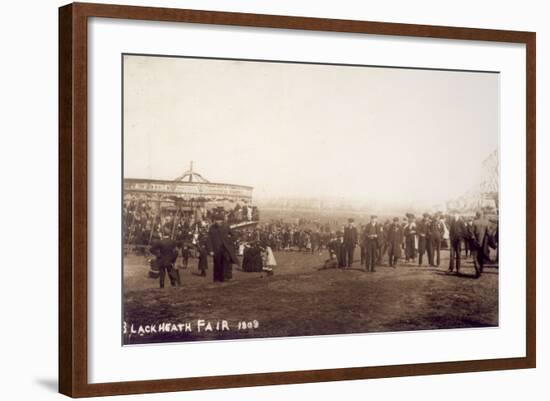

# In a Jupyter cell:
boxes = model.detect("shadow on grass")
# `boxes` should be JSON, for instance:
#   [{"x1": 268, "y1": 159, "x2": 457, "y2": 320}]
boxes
[
  {"x1": 316, "y1": 266, "x2": 365, "y2": 272},
  {"x1": 434, "y1": 271, "x2": 480, "y2": 279},
  {"x1": 432, "y1": 270, "x2": 496, "y2": 279}
]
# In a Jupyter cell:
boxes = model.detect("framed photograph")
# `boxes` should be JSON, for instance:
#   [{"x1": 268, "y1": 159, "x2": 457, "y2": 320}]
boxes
[{"x1": 59, "y1": 2, "x2": 536, "y2": 397}]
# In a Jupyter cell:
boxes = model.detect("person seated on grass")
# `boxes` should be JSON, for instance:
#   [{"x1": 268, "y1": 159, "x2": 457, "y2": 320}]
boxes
[{"x1": 319, "y1": 249, "x2": 339, "y2": 270}]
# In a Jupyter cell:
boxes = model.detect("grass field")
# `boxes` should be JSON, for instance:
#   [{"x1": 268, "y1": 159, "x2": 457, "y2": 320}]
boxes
[{"x1": 123, "y1": 248, "x2": 498, "y2": 345}]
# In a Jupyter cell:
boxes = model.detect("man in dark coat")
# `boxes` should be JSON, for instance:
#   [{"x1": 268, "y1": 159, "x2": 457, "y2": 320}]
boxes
[
  {"x1": 208, "y1": 213, "x2": 240, "y2": 282},
  {"x1": 311, "y1": 229, "x2": 321, "y2": 254},
  {"x1": 386, "y1": 217, "x2": 404, "y2": 267},
  {"x1": 363, "y1": 215, "x2": 381, "y2": 272},
  {"x1": 424, "y1": 215, "x2": 435, "y2": 267},
  {"x1": 471, "y1": 211, "x2": 488, "y2": 278},
  {"x1": 343, "y1": 218, "x2": 358, "y2": 267},
  {"x1": 416, "y1": 213, "x2": 429, "y2": 266},
  {"x1": 463, "y1": 216, "x2": 474, "y2": 258},
  {"x1": 448, "y1": 213, "x2": 465, "y2": 273},
  {"x1": 150, "y1": 230, "x2": 180, "y2": 288},
  {"x1": 332, "y1": 231, "x2": 347, "y2": 268},
  {"x1": 359, "y1": 224, "x2": 367, "y2": 266},
  {"x1": 404, "y1": 213, "x2": 417, "y2": 262}
]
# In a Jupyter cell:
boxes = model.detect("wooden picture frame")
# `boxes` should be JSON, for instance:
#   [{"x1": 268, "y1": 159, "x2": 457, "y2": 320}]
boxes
[{"x1": 59, "y1": 2, "x2": 536, "y2": 397}]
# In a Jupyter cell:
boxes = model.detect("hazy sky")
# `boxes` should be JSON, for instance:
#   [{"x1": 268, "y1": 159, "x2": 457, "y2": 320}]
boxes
[{"x1": 123, "y1": 55, "x2": 498, "y2": 206}]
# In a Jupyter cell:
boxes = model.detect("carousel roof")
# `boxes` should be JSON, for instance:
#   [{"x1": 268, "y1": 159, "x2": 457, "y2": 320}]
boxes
[
  {"x1": 124, "y1": 161, "x2": 253, "y2": 201},
  {"x1": 173, "y1": 161, "x2": 209, "y2": 183}
]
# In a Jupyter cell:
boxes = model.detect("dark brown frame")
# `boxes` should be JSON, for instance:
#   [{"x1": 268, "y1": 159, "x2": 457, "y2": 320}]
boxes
[{"x1": 59, "y1": 2, "x2": 536, "y2": 397}]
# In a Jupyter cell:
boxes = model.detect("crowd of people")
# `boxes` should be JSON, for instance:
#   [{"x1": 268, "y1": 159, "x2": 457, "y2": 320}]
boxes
[
  {"x1": 123, "y1": 197, "x2": 259, "y2": 248},
  {"x1": 320, "y1": 211, "x2": 498, "y2": 278},
  {"x1": 125, "y1": 197, "x2": 498, "y2": 287}
]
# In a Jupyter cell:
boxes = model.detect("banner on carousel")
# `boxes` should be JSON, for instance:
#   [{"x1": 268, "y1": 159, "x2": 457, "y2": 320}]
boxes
[{"x1": 124, "y1": 178, "x2": 253, "y2": 202}]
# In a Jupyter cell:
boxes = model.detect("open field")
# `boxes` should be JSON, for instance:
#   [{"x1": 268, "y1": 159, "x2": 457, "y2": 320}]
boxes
[{"x1": 123, "y1": 249, "x2": 498, "y2": 345}]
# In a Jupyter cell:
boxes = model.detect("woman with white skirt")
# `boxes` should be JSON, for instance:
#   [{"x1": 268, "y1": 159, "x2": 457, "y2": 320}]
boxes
[{"x1": 263, "y1": 246, "x2": 277, "y2": 276}]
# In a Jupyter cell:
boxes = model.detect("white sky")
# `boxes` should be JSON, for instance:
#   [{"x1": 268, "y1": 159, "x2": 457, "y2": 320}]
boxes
[{"x1": 123, "y1": 55, "x2": 498, "y2": 206}]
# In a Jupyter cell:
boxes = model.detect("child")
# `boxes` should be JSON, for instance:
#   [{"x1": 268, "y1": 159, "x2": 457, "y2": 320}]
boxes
[
  {"x1": 263, "y1": 245, "x2": 277, "y2": 276},
  {"x1": 197, "y1": 236, "x2": 208, "y2": 277},
  {"x1": 179, "y1": 243, "x2": 190, "y2": 269}
]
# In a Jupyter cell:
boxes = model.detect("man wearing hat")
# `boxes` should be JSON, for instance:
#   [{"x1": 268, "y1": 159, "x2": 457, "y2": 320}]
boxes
[
  {"x1": 150, "y1": 228, "x2": 180, "y2": 288},
  {"x1": 429, "y1": 213, "x2": 445, "y2": 267},
  {"x1": 359, "y1": 224, "x2": 367, "y2": 267},
  {"x1": 363, "y1": 215, "x2": 381, "y2": 272},
  {"x1": 333, "y1": 230, "x2": 347, "y2": 268},
  {"x1": 386, "y1": 217, "x2": 404, "y2": 267},
  {"x1": 404, "y1": 213, "x2": 417, "y2": 262},
  {"x1": 416, "y1": 213, "x2": 430, "y2": 266},
  {"x1": 208, "y1": 211, "x2": 240, "y2": 282},
  {"x1": 463, "y1": 216, "x2": 474, "y2": 259},
  {"x1": 448, "y1": 212, "x2": 466, "y2": 273},
  {"x1": 471, "y1": 210, "x2": 488, "y2": 278},
  {"x1": 424, "y1": 214, "x2": 435, "y2": 267},
  {"x1": 343, "y1": 218, "x2": 358, "y2": 267}
]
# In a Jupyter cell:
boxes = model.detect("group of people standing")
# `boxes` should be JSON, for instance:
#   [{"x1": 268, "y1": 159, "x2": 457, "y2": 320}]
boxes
[
  {"x1": 324, "y1": 215, "x2": 404, "y2": 272},
  {"x1": 239, "y1": 220, "x2": 334, "y2": 254},
  {"x1": 448, "y1": 211, "x2": 497, "y2": 277},
  {"x1": 325, "y1": 211, "x2": 497, "y2": 278},
  {"x1": 148, "y1": 210, "x2": 240, "y2": 287}
]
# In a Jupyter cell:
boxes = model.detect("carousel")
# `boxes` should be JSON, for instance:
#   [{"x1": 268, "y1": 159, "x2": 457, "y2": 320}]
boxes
[{"x1": 123, "y1": 162, "x2": 259, "y2": 247}]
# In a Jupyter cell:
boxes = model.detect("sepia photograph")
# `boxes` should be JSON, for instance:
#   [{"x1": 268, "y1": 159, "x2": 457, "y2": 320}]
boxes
[{"x1": 122, "y1": 54, "x2": 500, "y2": 345}]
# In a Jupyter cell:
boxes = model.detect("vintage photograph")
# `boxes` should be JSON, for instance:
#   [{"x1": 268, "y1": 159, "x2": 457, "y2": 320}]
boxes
[{"x1": 122, "y1": 54, "x2": 499, "y2": 345}]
